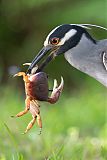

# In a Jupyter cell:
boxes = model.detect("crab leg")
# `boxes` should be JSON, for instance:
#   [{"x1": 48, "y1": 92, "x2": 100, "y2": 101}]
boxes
[
  {"x1": 48, "y1": 77, "x2": 64, "y2": 104},
  {"x1": 23, "y1": 100, "x2": 42, "y2": 134},
  {"x1": 32, "y1": 100, "x2": 42, "y2": 129},
  {"x1": 23, "y1": 115, "x2": 36, "y2": 134},
  {"x1": 36, "y1": 113, "x2": 42, "y2": 130},
  {"x1": 11, "y1": 97, "x2": 30, "y2": 118},
  {"x1": 23, "y1": 113, "x2": 42, "y2": 134},
  {"x1": 14, "y1": 72, "x2": 29, "y2": 82}
]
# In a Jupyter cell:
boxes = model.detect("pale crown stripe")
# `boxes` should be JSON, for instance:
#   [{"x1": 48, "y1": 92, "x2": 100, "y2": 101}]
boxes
[{"x1": 58, "y1": 29, "x2": 77, "y2": 46}]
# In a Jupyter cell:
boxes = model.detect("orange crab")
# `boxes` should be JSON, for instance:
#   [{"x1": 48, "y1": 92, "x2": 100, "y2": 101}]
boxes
[{"x1": 12, "y1": 68, "x2": 64, "y2": 134}]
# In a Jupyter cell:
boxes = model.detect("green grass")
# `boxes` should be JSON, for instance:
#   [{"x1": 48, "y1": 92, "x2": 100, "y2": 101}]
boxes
[{"x1": 0, "y1": 80, "x2": 107, "y2": 160}]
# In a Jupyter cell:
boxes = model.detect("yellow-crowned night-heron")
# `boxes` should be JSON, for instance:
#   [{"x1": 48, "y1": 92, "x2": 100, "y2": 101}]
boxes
[{"x1": 27, "y1": 24, "x2": 107, "y2": 87}]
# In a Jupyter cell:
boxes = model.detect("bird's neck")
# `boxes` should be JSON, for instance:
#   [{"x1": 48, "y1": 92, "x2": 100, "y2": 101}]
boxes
[
  {"x1": 64, "y1": 33, "x2": 97, "y2": 66},
  {"x1": 64, "y1": 33, "x2": 107, "y2": 87},
  {"x1": 84, "y1": 30, "x2": 96, "y2": 44},
  {"x1": 64, "y1": 34, "x2": 101, "y2": 81}
]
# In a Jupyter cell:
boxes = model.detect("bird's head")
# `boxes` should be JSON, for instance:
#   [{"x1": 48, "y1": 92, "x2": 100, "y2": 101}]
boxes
[{"x1": 27, "y1": 24, "x2": 106, "y2": 74}]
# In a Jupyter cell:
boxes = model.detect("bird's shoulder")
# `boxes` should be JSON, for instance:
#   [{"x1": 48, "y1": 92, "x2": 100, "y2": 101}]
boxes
[
  {"x1": 96, "y1": 39, "x2": 107, "y2": 70},
  {"x1": 102, "y1": 51, "x2": 107, "y2": 70}
]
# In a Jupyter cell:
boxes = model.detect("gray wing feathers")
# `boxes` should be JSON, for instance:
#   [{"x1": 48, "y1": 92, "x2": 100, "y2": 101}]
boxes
[{"x1": 102, "y1": 51, "x2": 107, "y2": 70}]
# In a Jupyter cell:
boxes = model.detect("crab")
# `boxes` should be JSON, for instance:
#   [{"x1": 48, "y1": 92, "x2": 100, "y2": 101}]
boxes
[{"x1": 12, "y1": 68, "x2": 64, "y2": 134}]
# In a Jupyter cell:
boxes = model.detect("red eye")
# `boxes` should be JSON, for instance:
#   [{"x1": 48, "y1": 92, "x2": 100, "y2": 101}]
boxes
[{"x1": 50, "y1": 37, "x2": 60, "y2": 45}]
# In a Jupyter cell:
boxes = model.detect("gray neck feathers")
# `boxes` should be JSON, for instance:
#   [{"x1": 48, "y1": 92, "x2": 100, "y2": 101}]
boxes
[
  {"x1": 64, "y1": 34, "x2": 107, "y2": 87},
  {"x1": 64, "y1": 34, "x2": 96, "y2": 69}
]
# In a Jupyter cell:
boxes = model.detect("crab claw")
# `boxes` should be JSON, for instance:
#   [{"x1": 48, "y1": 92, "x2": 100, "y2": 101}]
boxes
[{"x1": 48, "y1": 77, "x2": 64, "y2": 104}]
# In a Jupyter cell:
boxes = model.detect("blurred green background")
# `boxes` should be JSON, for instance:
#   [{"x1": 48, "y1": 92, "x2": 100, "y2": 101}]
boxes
[{"x1": 0, "y1": 0, "x2": 107, "y2": 159}]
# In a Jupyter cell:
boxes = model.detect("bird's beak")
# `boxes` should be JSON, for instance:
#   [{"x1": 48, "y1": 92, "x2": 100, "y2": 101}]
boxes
[{"x1": 27, "y1": 45, "x2": 59, "y2": 74}]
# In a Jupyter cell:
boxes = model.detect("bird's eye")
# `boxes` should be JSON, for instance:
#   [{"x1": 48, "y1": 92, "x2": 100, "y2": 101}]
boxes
[{"x1": 50, "y1": 37, "x2": 60, "y2": 45}]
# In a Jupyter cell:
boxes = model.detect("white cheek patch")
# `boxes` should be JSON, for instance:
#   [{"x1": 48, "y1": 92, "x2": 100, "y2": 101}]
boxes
[{"x1": 58, "y1": 29, "x2": 77, "y2": 46}]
